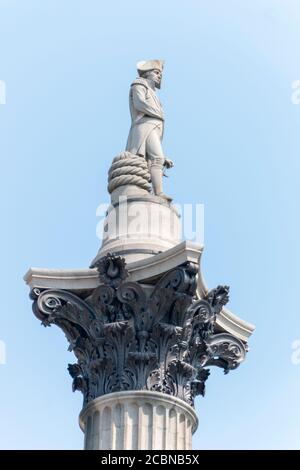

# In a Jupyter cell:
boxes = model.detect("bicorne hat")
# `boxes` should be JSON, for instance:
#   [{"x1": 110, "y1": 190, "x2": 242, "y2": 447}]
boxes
[{"x1": 136, "y1": 60, "x2": 164, "y2": 75}]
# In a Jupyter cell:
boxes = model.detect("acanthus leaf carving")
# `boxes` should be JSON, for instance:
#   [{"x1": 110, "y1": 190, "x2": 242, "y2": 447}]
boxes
[{"x1": 30, "y1": 255, "x2": 248, "y2": 407}]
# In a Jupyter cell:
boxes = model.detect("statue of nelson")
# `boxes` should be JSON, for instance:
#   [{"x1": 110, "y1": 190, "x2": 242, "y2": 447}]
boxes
[{"x1": 126, "y1": 60, "x2": 174, "y2": 201}]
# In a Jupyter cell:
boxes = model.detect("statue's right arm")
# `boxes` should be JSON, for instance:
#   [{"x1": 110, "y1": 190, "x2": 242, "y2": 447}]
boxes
[{"x1": 132, "y1": 85, "x2": 163, "y2": 120}]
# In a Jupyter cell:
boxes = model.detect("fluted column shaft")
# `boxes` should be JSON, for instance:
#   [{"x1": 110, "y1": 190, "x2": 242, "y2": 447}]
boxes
[{"x1": 79, "y1": 391, "x2": 198, "y2": 450}]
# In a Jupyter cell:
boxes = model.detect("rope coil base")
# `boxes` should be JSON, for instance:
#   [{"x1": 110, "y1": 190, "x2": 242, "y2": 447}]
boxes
[{"x1": 107, "y1": 151, "x2": 151, "y2": 194}]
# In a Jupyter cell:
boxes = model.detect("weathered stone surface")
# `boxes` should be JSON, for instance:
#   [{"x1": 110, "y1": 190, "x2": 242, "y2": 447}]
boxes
[
  {"x1": 24, "y1": 242, "x2": 254, "y2": 342},
  {"x1": 79, "y1": 390, "x2": 198, "y2": 450},
  {"x1": 125, "y1": 60, "x2": 173, "y2": 201},
  {"x1": 92, "y1": 193, "x2": 182, "y2": 264},
  {"x1": 30, "y1": 253, "x2": 246, "y2": 408},
  {"x1": 23, "y1": 59, "x2": 255, "y2": 451}
]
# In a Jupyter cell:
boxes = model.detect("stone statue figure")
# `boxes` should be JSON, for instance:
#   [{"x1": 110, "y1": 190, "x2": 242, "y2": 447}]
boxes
[{"x1": 126, "y1": 60, "x2": 174, "y2": 201}]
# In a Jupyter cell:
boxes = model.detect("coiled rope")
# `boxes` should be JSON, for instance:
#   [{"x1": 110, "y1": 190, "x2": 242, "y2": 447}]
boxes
[{"x1": 107, "y1": 152, "x2": 151, "y2": 193}]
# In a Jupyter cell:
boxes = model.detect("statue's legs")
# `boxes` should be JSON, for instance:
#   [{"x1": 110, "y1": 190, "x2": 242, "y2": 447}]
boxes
[{"x1": 146, "y1": 129, "x2": 171, "y2": 201}]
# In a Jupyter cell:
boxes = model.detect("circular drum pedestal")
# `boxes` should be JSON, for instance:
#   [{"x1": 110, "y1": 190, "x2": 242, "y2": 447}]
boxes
[
  {"x1": 92, "y1": 194, "x2": 181, "y2": 265},
  {"x1": 79, "y1": 391, "x2": 198, "y2": 450}
]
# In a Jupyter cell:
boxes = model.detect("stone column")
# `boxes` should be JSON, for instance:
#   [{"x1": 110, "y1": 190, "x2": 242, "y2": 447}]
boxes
[
  {"x1": 29, "y1": 254, "x2": 247, "y2": 451},
  {"x1": 24, "y1": 65, "x2": 254, "y2": 450},
  {"x1": 80, "y1": 391, "x2": 198, "y2": 450}
]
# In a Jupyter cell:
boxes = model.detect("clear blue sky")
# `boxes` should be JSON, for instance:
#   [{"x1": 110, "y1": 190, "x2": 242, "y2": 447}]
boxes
[{"x1": 1, "y1": 0, "x2": 300, "y2": 449}]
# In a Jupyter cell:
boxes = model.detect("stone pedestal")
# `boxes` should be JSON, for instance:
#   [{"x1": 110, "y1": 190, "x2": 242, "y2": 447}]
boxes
[
  {"x1": 92, "y1": 194, "x2": 181, "y2": 265},
  {"x1": 80, "y1": 391, "x2": 198, "y2": 450}
]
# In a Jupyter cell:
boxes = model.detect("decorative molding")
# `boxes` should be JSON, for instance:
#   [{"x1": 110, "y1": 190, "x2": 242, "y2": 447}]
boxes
[
  {"x1": 30, "y1": 254, "x2": 247, "y2": 407},
  {"x1": 90, "y1": 252, "x2": 129, "y2": 287},
  {"x1": 23, "y1": 241, "x2": 255, "y2": 342}
]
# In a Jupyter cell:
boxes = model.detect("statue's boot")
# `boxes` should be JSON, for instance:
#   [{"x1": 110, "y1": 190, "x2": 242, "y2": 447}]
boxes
[{"x1": 150, "y1": 164, "x2": 172, "y2": 202}]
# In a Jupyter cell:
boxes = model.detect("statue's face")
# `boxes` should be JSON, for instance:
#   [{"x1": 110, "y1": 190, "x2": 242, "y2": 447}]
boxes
[{"x1": 146, "y1": 69, "x2": 162, "y2": 88}]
